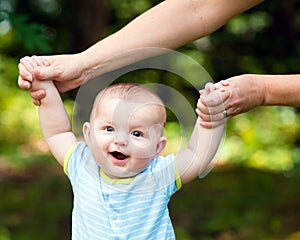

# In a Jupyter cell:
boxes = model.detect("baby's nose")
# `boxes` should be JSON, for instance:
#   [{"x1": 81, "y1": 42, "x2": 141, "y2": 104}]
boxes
[{"x1": 114, "y1": 132, "x2": 128, "y2": 146}]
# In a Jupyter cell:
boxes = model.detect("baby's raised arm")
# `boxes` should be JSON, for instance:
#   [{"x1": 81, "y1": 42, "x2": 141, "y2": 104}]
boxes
[
  {"x1": 31, "y1": 78, "x2": 77, "y2": 166},
  {"x1": 175, "y1": 86, "x2": 225, "y2": 184}
]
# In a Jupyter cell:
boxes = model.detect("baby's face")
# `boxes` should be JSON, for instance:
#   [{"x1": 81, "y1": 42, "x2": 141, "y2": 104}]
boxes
[{"x1": 84, "y1": 96, "x2": 166, "y2": 179}]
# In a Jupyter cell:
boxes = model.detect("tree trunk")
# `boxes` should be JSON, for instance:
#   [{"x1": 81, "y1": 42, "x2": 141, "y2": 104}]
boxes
[{"x1": 71, "y1": 0, "x2": 109, "y2": 52}]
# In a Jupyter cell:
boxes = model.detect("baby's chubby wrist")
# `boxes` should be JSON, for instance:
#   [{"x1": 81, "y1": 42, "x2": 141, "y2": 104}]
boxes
[{"x1": 31, "y1": 79, "x2": 56, "y2": 94}]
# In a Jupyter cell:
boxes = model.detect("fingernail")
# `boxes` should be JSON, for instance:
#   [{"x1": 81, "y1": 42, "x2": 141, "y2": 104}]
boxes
[
  {"x1": 221, "y1": 80, "x2": 229, "y2": 86},
  {"x1": 219, "y1": 86, "x2": 225, "y2": 92}
]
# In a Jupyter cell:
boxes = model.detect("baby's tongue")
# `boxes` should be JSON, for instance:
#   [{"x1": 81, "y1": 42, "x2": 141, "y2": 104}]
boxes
[{"x1": 113, "y1": 152, "x2": 127, "y2": 160}]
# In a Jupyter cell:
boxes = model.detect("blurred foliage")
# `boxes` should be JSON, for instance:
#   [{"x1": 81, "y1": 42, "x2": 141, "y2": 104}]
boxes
[
  {"x1": 0, "y1": 158, "x2": 72, "y2": 240},
  {"x1": 1, "y1": 0, "x2": 300, "y2": 239},
  {"x1": 1, "y1": 0, "x2": 299, "y2": 170},
  {"x1": 222, "y1": 107, "x2": 300, "y2": 172},
  {"x1": 0, "y1": 54, "x2": 41, "y2": 162},
  {"x1": 170, "y1": 167, "x2": 300, "y2": 240}
]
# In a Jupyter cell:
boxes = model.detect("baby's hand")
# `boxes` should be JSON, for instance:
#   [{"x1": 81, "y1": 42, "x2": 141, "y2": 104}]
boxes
[
  {"x1": 29, "y1": 78, "x2": 55, "y2": 106},
  {"x1": 199, "y1": 80, "x2": 229, "y2": 96},
  {"x1": 31, "y1": 78, "x2": 54, "y2": 92}
]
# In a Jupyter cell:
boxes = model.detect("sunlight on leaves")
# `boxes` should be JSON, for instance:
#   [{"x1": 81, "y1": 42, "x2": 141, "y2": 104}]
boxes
[
  {"x1": 0, "y1": 226, "x2": 10, "y2": 240},
  {"x1": 226, "y1": 12, "x2": 272, "y2": 35},
  {"x1": 220, "y1": 106, "x2": 300, "y2": 172}
]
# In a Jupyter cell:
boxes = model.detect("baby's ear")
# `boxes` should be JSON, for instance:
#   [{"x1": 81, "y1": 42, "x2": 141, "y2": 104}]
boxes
[
  {"x1": 155, "y1": 136, "x2": 167, "y2": 158},
  {"x1": 82, "y1": 122, "x2": 91, "y2": 145}
]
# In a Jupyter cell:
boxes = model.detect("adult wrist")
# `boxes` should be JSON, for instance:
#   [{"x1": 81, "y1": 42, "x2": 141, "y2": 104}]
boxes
[
  {"x1": 254, "y1": 74, "x2": 269, "y2": 107},
  {"x1": 76, "y1": 51, "x2": 95, "y2": 83},
  {"x1": 244, "y1": 74, "x2": 267, "y2": 108}
]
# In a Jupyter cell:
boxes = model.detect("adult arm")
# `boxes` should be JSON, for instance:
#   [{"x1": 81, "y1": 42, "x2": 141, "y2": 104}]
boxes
[
  {"x1": 197, "y1": 74, "x2": 300, "y2": 128},
  {"x1": 18, "y1": 0, "x2": 263, "y2": 94}
]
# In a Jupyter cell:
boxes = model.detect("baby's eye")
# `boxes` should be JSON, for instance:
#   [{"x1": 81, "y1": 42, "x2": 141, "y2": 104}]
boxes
[
  {"x1": 131, "y1": 130, "x2": 143, "y2": 137},
  {"x1": 105, "y1": 126, "x2": 114, "y2": 132}
]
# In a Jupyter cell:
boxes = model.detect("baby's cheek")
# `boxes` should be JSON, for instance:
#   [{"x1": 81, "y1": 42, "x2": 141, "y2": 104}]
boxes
[{"x1": 131, "y1": 140, "x2": 156, "y2": 158}]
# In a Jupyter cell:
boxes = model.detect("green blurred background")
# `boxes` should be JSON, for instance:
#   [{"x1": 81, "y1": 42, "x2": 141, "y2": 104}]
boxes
[{"x1": 1, "y1": 0, "x2": 300, "y2": 239}]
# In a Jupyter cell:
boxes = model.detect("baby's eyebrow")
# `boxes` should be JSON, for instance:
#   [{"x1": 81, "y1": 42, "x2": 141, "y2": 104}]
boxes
[{"x1": 128, "y1": 122, "x2": 146, "y2": 129}]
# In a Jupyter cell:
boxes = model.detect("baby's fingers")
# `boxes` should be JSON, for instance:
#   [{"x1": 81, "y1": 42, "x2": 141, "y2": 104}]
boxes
[
  {"x1": 200, "y1": 89, "x2": 229, "y2": 107},
  {"x1": 29, "y1": 89, "x2": 46, "y2": 106},
  {"x1": 198, "y1": 117, "x2": 226, "y2": 129},
  {"x1": 204, "y1": 82, "x2": 216, "y2": 94}
]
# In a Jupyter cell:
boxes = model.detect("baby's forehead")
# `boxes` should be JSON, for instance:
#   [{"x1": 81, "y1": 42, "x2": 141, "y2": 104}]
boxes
[
  {"x1": 96, "y1": 95, "x2": 162, "y2": 113},
  {"x1": 101, "y1": 87, "x2": 159, "y2": 102},
  {"x1": 89, "y1": 84, "x2": 166, "y2": 122},
  {"x1": 94, "y1": 85, "x2": 164, "y2": 108},
  {"x1": 91, "y1": 95, "x2": 166, "y2": 124}
]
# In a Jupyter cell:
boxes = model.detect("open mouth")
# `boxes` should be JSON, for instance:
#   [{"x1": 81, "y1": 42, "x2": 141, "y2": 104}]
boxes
[{"x1": 110, "y1": 151, "x2": 128, "y2": 161}]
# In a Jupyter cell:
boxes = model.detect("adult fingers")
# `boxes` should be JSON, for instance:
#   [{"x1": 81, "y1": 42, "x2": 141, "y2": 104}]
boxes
[
  {"x1": 198, "y1": 90, "x2": 230, "y2": 113},
  {"x1": 197, "y1": 90, "x2": 232, "y2": 122},
  {"x1": 18, "y1": 61, "x2": 33, "y2": 81},
  {"x1": 17, "y1": 76, "x2": 31, "y2": 90},
  {"x1": 33, "y1": 64, "x2": 61, "y2": 81},
  {"x1": 196, "y1": 106, "x2": 230, "y2": 122},
  {"x1": 18, "y1": 56, "x2": 40, "y2": 89},
  {"x1": 21, "y1": 55, "x2": 57, "y2": 81},
  {"x1": 31, "y1": 55, "x2": 48, "y2": 66},
  {"x1": 20, "y1": 56, "x2": 37, "y2": 72}
]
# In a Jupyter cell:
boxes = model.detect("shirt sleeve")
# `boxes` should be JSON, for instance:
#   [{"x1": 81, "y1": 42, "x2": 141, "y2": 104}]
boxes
[
  {"x1": 152, "y1": 154, "x2": 182, "y2": 197},
  {"x1": 63, "y1": 143, "x2": 77, "y2": 175},
  {"x1": 63, "y1": 142, "x2": 90, "y2": 185}
]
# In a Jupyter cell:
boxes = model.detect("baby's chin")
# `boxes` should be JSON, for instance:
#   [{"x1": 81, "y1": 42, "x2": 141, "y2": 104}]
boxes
[{"x1": 104, "y1": 168, "x2": 139, "y2": 180}]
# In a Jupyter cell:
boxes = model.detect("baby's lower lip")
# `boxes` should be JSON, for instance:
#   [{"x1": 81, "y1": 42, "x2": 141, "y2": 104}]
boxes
[{"x1": 111, "y1": 158, "x2": 129, "y2": 166}]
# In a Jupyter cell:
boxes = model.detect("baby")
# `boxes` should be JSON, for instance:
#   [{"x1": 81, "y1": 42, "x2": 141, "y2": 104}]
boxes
[{"x1": 24, "y1": 64, "x2": 224, "y2": 239}]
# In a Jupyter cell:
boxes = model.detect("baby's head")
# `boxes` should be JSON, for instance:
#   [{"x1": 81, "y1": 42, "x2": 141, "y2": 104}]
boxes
[{"x1": 83, "y1": 83, "x2": 167, "y2": 179}]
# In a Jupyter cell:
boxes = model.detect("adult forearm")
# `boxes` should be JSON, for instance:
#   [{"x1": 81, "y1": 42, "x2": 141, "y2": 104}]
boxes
[
  {"x1": 263, "y1": 75, "x2": 300, "y2": 107},
  {"x1": 82, "y1": 0, "x2": 263, "y2": 79}
]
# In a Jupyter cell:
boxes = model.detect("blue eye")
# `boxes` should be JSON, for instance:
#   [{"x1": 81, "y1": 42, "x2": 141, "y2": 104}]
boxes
[
  {"x1": 131, "y1": 130, "x2": 143, "y2": 137},
  {"x1": 105, "y1": 126, "x2": 114, "y2": 132}
]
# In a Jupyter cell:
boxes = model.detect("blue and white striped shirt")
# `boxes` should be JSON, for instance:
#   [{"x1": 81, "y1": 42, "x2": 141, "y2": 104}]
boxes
[{"x1": 64, "y1": 142, "x2": 182, "y2": 240}]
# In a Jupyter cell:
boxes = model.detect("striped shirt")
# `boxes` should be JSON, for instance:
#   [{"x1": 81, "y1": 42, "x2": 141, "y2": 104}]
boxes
[{"x1": 64, "y1": 142, "x2": 182, "y2": 240}]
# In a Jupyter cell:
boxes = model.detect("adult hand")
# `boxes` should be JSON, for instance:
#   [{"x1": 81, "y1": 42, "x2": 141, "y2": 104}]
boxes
[
  {"x1": 196, "y1": 82, "x2": 229, "y2": 128},
  {"x1": 18, "y1": 54, "x2": 88, "y2": 105},
  {"x1": 197, "y1": 75, "x2": 266, "y2": 128}
]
